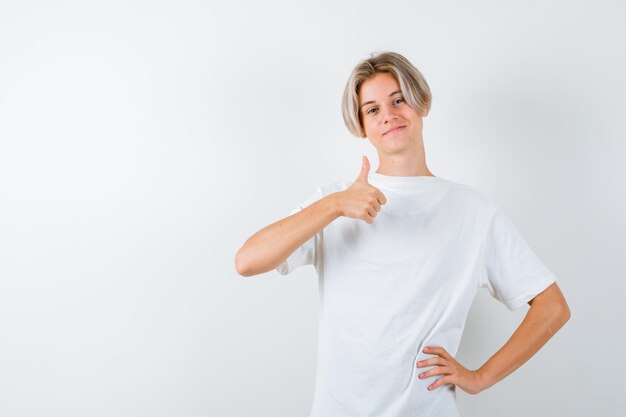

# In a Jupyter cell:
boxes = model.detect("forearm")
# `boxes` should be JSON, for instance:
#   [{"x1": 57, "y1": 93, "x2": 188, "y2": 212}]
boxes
[
  {"x1": 477, "y1": 300, "x2": 570, "y2": 390},
  {"x1": 235, "y1": 192, "x2": 342, "y2": 276}
]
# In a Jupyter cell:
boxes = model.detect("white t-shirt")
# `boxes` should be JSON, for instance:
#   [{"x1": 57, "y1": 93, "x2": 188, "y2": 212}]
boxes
[{"x1": 276, "y1": 172, "x2": 556, "y2": 417}]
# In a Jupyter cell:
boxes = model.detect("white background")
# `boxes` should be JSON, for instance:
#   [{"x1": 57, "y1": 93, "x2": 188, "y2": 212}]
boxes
[{"x1": 1, "y1": 0, "x2": 624, "y2": 416}]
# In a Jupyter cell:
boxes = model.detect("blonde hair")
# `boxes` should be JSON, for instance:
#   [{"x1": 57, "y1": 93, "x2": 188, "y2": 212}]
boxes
[{"x1": 341, "y1": 51, "x2": 432, "y2": 137}]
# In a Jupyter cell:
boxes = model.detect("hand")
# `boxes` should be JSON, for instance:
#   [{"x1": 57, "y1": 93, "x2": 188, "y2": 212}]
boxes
[
  {"x1": 336, "y1": 156, "x2": 387, "y2": 224},
  {"x1": 416, "y1": 346, "x2": 487, "y2": 395}
]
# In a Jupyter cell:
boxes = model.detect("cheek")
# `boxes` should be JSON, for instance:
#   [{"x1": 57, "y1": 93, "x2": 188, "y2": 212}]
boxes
[{"x1": 363, "y1": 118, "x2": 377, "y2": 132}]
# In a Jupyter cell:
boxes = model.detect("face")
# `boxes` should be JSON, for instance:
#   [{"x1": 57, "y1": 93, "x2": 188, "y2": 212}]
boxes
[{"x1": 358, "y1": 72, "x2": 427, "y2": 155}]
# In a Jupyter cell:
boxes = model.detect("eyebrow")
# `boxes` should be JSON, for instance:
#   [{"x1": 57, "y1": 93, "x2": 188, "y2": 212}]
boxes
[{"x1": 360, "y1": 90, "x2": 403, "y2": 109}]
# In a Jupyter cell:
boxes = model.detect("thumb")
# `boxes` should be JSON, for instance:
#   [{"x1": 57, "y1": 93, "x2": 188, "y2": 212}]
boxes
[{"x1": 357, "y1": 155, "x2": 370, "y2": 183}]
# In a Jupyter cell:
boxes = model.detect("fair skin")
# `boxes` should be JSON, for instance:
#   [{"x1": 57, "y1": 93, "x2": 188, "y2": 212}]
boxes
[
  {"x1": 358, "y1": 71, "x2": 434, "y2": 177},
  {"x1": 234, "y1": 161, "x2": 385, "y2": 276},
  {"x1": 358, "y1": 71, "x2": 571, "y2": 394},
  {"x1": 236, "y1": 70, "x2": 570, "y2": 395}
]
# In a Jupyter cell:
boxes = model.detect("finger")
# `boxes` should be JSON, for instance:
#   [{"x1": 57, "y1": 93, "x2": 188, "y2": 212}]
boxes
[
  {"x1": 376, "y1": 190, "x2": 387, "y2": 205},
  {"x1": 428, "y1": 375, "x2": 453, "y2": 391},
  {"x1": 428, "y1": 375, "x2": 456, "y2": 391},
  {"x1": 416, "y1": 357, "x2": 447, "y2": 368},
  {"x1": 424, "y1": 346, "x2": 452, "y2": 360},
  {"x1": 357, "y1": 155, "x2": 370, "y2": 183},
  {"x1": 419, "y1": 366, "x2": 453, "y2": 380}
]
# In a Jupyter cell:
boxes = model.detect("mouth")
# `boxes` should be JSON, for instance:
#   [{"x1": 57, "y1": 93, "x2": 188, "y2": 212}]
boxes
[{"x1": 384, "y1": 125, "x2": 406, "y2": 135}]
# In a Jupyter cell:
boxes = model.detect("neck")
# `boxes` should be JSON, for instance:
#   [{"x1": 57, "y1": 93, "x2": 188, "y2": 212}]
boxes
[{"x1": 375, "y1": 141, "x2": 434, "y2": 177}]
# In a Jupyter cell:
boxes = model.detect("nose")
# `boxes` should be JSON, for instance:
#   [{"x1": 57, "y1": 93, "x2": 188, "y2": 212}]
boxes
[{"x1": 381, "y1": 104, "x2": 399, "y2": 124}]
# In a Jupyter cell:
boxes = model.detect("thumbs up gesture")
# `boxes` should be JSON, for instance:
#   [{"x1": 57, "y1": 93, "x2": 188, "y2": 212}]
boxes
[{"x1": 336, "y1": 156, "x2": 387, "y2": 224}]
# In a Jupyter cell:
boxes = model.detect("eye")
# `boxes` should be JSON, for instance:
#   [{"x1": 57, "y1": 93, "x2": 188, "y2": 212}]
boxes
[{"x1": 366, "y1": 98, "x2": 404, "y2": 115}]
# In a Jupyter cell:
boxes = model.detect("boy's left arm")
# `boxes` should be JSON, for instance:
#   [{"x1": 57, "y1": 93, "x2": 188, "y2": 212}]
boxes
[{"x1": 417, "y1": 282, "x2": 571, "y2": 394}]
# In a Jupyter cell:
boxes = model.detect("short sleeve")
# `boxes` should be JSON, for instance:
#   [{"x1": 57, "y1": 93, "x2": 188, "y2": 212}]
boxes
[
  {"x1": 275, "y1": 187, "x2": 324, "y2": 276},
  {"x1": 479, "y1": 205, "x2": 557, "y2": 310}
]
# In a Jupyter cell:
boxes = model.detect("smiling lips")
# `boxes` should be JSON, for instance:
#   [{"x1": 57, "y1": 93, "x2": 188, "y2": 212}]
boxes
[{"x1": 384, "y1": 125, "x2": 406, "y2": 135}]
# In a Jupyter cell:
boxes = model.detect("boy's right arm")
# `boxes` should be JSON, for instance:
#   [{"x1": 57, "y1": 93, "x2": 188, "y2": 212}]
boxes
[
  {"x1": 234, "y1": 193, "x2": 342, "y2": 277},
  {"x1": 234, "y1": 156, "x2": 386, "y2": 277}
]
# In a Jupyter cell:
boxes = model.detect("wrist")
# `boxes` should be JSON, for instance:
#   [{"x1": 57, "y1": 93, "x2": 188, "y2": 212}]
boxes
[
  {"x1": 475, "y1": 367, "x2": 494, "y2": 392},
  {"x1": 326, "y1": 192, "x2": 344, "y2": 218}
]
